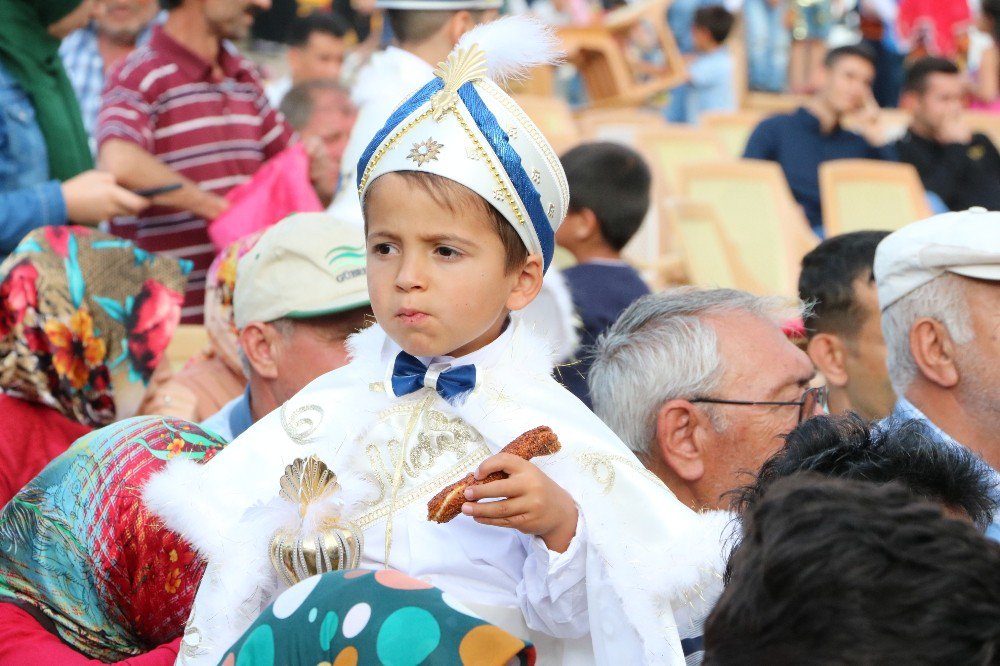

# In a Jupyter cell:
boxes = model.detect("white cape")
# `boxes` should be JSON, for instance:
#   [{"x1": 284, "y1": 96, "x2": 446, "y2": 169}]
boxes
[{"x1": 145, "y1": 321, "x2": 727, "y2": 665}]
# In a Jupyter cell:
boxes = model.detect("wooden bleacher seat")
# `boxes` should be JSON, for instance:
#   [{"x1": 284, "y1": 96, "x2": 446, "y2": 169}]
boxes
[
  {"x1": 165, "y1": 324, "x2": 210, "y2": 370},
  {"x1": 676, "y1": 159, "x2": 819, "y2": 297},
  {"x1": 636, "y1": 125, "x2": 726, "y2": 193},
  {"x1": 819, "y1": 159, "x2": 931, "y2": 236},
  {"x1": 664, "y1": 198, "x2": 764, "y2": 293},
  {"x1": 575, "y1": 106, "x2": 665, "y2": 144},
  {"x1": 742, "y1": 92, "x2": 809, "y2": 114},
  {"x1": 512, "y1": 94, "x2": 581, "y2": 156},
  {"x1": 965, "y1": 110, "x2": 1000, "y2": 152},
  {"x1": 700, "y1": 110, "x2": 764, "y2": 158}
]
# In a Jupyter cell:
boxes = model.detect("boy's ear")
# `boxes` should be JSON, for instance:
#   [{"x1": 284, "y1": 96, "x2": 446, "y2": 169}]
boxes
[
  {"x1": 575, "y1": 208, "x2": 601, "y2": 242},
  {"x1": 505, "y1": 254, "x2": 544, "y2": 312}
]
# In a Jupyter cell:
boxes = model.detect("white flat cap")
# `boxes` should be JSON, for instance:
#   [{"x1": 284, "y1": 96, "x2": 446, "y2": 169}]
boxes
[
  {"x1": 234, "y1": 213, "x2": 370, "y2": 329},
  {"x1": 874, "y1": 207, "x2": 1000, "y2": 311}
]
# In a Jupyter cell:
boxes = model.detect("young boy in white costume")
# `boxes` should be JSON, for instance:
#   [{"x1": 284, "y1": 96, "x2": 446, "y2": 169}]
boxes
[{"x1": 145, "y1": 17, "x2": 726, "y2": 666}]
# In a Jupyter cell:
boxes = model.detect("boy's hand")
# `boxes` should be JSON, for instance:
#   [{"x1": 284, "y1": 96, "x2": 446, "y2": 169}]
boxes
[{"x1": 462, "y1": 453, "x2": 579, "y2": 553}]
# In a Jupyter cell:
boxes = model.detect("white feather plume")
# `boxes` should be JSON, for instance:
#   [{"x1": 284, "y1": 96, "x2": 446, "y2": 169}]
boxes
[{"x1": 456, "y1": 15, "x2": 564, "y2": 84}]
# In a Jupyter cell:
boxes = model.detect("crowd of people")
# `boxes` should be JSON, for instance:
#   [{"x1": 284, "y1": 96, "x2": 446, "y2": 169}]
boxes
[{"x1": 1, "y1": 0, "x2": 1000, "y2": 665}]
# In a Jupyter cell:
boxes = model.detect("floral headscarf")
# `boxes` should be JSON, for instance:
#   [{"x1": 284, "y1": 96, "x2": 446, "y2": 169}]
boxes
[
  {"x1": 0, "y1": 226, "x2": 190, "y2": 426},
  {"x1": 203, "y1": 231, "x2": 263, "y2": 374}
]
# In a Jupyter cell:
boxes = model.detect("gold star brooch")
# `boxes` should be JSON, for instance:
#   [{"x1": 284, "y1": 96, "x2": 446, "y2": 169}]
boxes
[{"x1": 407, "y1": 138, "x2": 443, "y2": 167}]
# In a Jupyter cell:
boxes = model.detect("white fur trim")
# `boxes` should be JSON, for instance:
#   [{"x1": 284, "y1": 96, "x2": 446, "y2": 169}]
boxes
[{"x1": 456, "y1": 16, "x2": 564, "y2": 84}]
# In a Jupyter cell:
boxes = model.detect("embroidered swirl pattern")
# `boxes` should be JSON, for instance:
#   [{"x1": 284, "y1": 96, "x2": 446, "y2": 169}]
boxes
[{"x1": 280, "y1": 403, "x2": 324, "y2": 446}]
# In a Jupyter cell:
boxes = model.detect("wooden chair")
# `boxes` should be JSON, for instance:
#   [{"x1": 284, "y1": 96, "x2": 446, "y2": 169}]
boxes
[
  {"x1": 965, "y1": 110, "x2": 1000, "y2": 152},
  {"x1": 700, "y1": 111, "x2": 764, "y2": 158},
  {"x1": 676, "y1": 159, "x2": 819, "y2": 297},
  {"x1": 512, "y1": 94, "x2": 581, "y2": 156},
  {"x1": 636, "y1": 125, "x2": 726, "y2": 193},
  {"x1": 664, "y1": 198, "x2": 764, "y2": 293},
  {"x1": 165, "y1": 324, "x2": 210, "y2": 370},
  {"x1": 620, "y1": 201, "x2": 688, "y2": 289},
  {"x1": 819, "y1": 159, "x2": 932, "y2": 236},
  {"x1": 558, "y1": 0, "x2": 686, "y2": 108},
  {"x1": 575, "y1": 106, "x2": 666, "y2": 144},
  {"x1": 742, "y1": 92, "x2": 809, "y2": 114}
]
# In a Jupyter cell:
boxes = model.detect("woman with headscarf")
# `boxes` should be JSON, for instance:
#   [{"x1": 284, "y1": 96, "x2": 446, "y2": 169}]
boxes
[
  {"x1": 0, "y1": 225, "x2": 190, "y2": 504},
  {"x1": 0, "y1": 0, "x2": 148, "y2": 259},
  {"x1": 0, "y1": 416, "x2": 227, "y2": 665},
  {"x1": 138, "y1": 233, "x2": 262, "y2": 422}
]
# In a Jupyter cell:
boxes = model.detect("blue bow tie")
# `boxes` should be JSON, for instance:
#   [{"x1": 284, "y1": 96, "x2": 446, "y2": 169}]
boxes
[{"x1": 391, "y1": 351, "x2": 477, "y2": 405}]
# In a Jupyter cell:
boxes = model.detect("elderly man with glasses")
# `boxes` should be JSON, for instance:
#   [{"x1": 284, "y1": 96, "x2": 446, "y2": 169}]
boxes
[{"x1": 589, "y1": 287, "x2": 826, "y2": 513}]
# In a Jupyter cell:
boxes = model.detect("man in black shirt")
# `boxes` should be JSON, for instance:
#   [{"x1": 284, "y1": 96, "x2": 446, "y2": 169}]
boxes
[{"x1": 896, "y1": 57, "x2": 1000, "y2": 211}]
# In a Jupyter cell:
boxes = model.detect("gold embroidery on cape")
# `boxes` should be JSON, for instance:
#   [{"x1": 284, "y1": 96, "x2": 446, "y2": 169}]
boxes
[
  {"x1": 280, "y1": 402, "x2": 324, "y2": 446},
  {"x1": 577, "y1": 451, "x2": 661, "y2": 494},
  {"x1": 357, "y1": 443, "x2": 492, "y2": 530},
  {"x1": 361, "y1": 407, "x2": 484, "y2": 508},
  {"x1": 355, "y1": 405, "x2": 488, "y2": 533}
]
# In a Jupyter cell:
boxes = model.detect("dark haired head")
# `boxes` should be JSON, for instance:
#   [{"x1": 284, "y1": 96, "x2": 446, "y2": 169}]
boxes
[
  {"x1": 731, "y1": 413, "x2": 998, "y2": 531},
  {"x1": 798, "y1": 230, "x2": 888, "y2": 338},
  {"x1": 386, "y1": 8, "x2": 484, "y2": 45},
  {"x1": 693, "y1": 5, "x2": 734, "y2": 44},
  {"x1": 561, "y1": 142, "x2": 651, "y2": 251},
  {"x1": 983, "y1": 0, "x2": 1000, "y2": 43},
  {"x1": 286, "y1": 11, "x2": 352, "y2": 47},
  {"x1": 160, "y1": 0, "x2": 183, "y2": 9},
  {"x1": 705, "y1": 475, "x2": 1000, "y2": 665},
  {"x1": 824, "y1": 43, "x2": 877, "y2": 69},
  {"x1": 903, "y1": 56, "x2": 961, "y2": 95}
]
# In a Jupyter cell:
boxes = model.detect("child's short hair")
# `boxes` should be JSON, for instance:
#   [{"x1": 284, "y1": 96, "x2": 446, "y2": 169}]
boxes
[
  {"x1": 386, "y1": 9, "x2": 485, "y2": 44},
  {"x1": 561, "y1": 142, "x2": 651, "y2": 251},
  {"x1": 693, "y1": 5, "x2": 734, "y2": 44},
  {"x1": 365, "y1": 172, "x2": 529, "y2": 274}
]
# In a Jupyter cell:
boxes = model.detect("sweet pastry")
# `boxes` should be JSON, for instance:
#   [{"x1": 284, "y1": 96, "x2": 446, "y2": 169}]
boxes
[{"x1": 427, "y1": 426, "x2": 561, "y2": 523}]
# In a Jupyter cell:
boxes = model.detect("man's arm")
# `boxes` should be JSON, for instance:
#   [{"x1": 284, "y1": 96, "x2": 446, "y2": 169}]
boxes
[{"x1": 98, "y1": 140, "x2": 228, "y2": 220}]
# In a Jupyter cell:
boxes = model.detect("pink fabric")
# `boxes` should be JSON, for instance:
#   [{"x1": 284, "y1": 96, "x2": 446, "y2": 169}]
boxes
[
  {"x1": 0, "y1": 603, "x2": 180, "y2": 666},
  {"x1": 207, "y1": 144, "x2": 323, "y2": 252},
  {"x1": 897, "y1": 0, "x2": 971, "y2": 57}
]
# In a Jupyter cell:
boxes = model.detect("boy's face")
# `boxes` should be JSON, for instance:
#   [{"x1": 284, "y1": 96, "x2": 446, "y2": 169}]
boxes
[
  {"x1": 691, "y1": 25, "x2": 714, "y2": 52},
  {"x1": 365, "y1": 173, "x2": 543, "y2": 358}
]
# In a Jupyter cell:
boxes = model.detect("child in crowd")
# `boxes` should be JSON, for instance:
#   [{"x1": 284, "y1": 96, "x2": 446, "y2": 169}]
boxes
[
  {"x1": 554, "y1": 142, "x2": 651, "y2": 409},
  {"x1": 666, "y1": 5, "x2": 737, "y2": 123},
  {"x1": 145, "y1": 16, "x2": 722, "y2": 666}
]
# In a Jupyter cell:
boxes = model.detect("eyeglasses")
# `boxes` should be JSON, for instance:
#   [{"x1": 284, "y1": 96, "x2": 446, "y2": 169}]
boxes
[{"x1": 689, "y1": 385, "x2": 829, "y2": 425}]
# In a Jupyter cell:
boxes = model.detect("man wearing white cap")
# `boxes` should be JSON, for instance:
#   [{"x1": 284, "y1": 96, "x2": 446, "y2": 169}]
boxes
[
  {"x1": 328, "y1": 0, "x2": 498, "y2": 225},
  {"x1": 876, "y1": 207, "x2": 1000, "y2": 530},
  {"x1": 200, "y1": 213, "x2": 372, "y2": 441}
]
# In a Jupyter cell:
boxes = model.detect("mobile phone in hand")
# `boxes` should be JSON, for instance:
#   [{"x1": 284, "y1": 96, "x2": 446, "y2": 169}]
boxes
[{"x1": 132, "y1": 183, "x2": 183, "y2": 197}]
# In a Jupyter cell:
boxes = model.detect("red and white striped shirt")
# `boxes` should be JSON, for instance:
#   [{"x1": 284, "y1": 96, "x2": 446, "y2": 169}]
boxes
[{"x1": 98, "y1": 27, "x2": 295, "y2": 322}]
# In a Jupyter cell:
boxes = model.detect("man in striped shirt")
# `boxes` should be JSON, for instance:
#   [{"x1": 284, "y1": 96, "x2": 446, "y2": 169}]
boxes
[{"x1": 97, "y1": 0, "x2": 296, "y2": 322}]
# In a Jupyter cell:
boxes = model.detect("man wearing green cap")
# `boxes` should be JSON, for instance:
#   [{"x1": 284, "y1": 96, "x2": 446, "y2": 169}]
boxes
[{"x1": 201, "y1": 213, "x2": 372, "y2": 441}]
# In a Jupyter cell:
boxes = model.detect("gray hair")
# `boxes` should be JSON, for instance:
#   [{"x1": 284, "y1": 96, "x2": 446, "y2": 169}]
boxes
[
  {"x1": 236, "y1": 318, "x2": 298, "y2": 378},
  {"x1": 278, "y1": 79, "x2": 353, "y2": 131},
  {"x1": 881, "y1": 273, "x2": 974, "y2": 394},
  {"x1": 588, "y1": 287, "x2": 799, "y2": 457}
]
